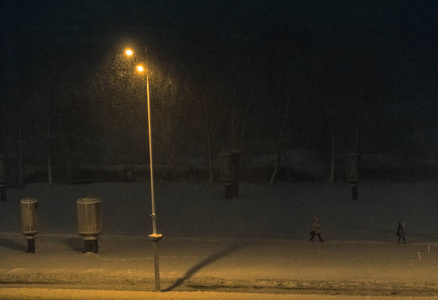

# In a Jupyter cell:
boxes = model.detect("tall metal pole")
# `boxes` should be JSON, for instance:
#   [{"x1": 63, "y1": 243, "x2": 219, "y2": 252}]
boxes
[
  {"x1": 147, "y1": 72, "x2": 156, "y2": 234},
  {"x1": 146, "y1": 70, "x2": 162, "y2": 292},
  {"x1": 123, "y1": 46, "x2": 162, "y2": 291}
]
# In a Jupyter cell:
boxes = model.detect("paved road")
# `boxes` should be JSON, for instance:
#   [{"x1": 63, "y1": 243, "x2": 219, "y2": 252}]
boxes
[
  {"x1": 1, "y1": 233, "x2": 438, "y2": 298},
  {"x1": 1, "y1": 287, "x2": 437, "y2": 300}
]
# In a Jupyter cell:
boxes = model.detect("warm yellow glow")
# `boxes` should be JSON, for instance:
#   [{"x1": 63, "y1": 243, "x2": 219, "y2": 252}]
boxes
[
  {"x1": 136, "y1": 65, "x2": 145, "y2": 73},
  {"x1": 125, "y1": 49, "x2": 133, "y2": 56}
]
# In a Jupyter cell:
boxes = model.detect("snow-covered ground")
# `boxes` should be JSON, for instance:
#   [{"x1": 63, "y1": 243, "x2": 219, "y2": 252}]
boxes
[
  {"x1": 1, "y1": 181, "x2": 437, "y2": 241},
  {"x1": 1, "y1": 181, "x2": 438, "y2": 298}
]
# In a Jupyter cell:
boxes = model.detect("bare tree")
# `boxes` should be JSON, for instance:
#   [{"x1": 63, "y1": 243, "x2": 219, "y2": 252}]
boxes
[
  {"x1": 269, "y1": 91, "x2": 292, "y2": 184},
  {"x1": 203, "y1": 94, "x2": 214, "y2": 183},
  {"x1": 47, "y1": 116, "x2": 52, "y2": 184}
]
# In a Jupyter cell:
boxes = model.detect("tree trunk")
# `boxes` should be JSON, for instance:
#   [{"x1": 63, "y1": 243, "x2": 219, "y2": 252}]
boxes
[
  {"x1": 239, "y1": 99, "x2": 251, "y2": 181},
  {"x1": 47, "y1": 117, "x2": 53, "y2": 184},
  {"x1": 66, "y1": 154, "x2": 72, "y2": 184},
  {"x1": 47, "y1": 154, "x2": 53, "y2": 184},
  {"x1": 239, "y1": 88, "x2": 253, "y2": 152},
  {"x1": 330, "y1": 130, "x2": 335, "y2": 183},
  {"x1": 230, "y1": 68, "x2": 239, "y2": 148},
  {"x1": 353, "y1": 77, "x2": 363, "y2": 152},
  {"x1": 207, "y1": 133, "x2": 213, "y2": 183},
  {"x1": 203, "y1": 96, "x2": 214, "y2": 183},
  {"x1": 269, "y1": 144, "x2": 281, "y2": 184},
  {"x1": 269, "y1": 91, "x2": 292, "y2": 184},
  {"x1": 18, "y1": 101, "x2": 23, "y2": 188}
]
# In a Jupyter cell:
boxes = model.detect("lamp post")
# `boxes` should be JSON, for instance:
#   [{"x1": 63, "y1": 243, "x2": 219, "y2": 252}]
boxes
[{"x1": 125, "y1": 48, "x2": 163, "y2": 291}]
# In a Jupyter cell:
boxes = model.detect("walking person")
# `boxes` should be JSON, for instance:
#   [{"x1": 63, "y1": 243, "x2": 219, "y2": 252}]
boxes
[
  {"x1": 397, "y1": 221, "x2": 407, "y2": 244},
  {"x1": 310, "y1": 215, "x2": 324, "y2": 242}
]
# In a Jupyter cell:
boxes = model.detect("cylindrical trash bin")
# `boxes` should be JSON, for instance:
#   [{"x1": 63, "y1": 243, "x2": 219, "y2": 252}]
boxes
[
  {"x1": 20, "y1": 197, "x2": 38, "y2": 253},
  {"x1": 220, "y1": 149, "x2": 240, "y2": 183},
  {"x1": 77, "y1": 197, "x2": 102, "y2": 253},
  {"x1": 346, "y1": 153, "x2": 360, "y2": 200},
  {"x1": 220, "y1": 149, "x2": 240, "y2": 199},
  {"x1": 346, "y1": 153, "x2": 359, "y2": 183}
]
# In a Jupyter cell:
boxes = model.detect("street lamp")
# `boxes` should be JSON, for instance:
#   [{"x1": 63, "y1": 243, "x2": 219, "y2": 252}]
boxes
[
  {"x1": 136, "y1": 65, "x2": 145, "y2": 73},
  {"x1": 124, "y1": 47, "x2": 163, "y2": 291}
]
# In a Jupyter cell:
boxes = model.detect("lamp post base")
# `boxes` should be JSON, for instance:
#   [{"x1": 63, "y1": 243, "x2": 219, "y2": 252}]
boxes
[
  {"x1": 148, "y1": 233, "x2": 163, "y2": 242},
  {"x1": 148, "y1": 233, "x2": 163, "y2": 291}
]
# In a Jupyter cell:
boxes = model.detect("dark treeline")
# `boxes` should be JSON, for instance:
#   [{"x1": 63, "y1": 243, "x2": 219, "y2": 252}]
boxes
[{"x1": 2, "y1": 1, "x2": 438, "y2": 185}]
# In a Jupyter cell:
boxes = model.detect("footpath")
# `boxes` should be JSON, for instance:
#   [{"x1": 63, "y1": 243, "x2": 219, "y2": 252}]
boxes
[{"x1": 1, "y1": 233, "x2": 438, "y2": 298}]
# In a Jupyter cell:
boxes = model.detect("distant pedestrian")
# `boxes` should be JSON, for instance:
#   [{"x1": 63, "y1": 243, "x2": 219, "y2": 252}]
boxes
[
  {"x1": 310, "y1": 215, "x2": 324, "y2": 242},
  {"x1": 396, "y1": 221, "x2": 406, "y2": 244}
]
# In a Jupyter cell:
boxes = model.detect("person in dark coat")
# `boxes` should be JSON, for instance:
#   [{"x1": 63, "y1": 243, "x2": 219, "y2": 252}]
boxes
[
  {"x1": 310, "y1": 215, "x2": 324, "y2": 242},
  {"x1": 396, "y1": 221, "x2": 406, "y2": 244}
]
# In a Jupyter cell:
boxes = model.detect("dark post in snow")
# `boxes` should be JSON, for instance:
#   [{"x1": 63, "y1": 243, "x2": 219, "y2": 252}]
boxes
[
  {"x1": 220, "y1": 149, "x2": 240, "y2": 199},
  {"x1": 346, "y1": 153, "x2": 360, "y2": 200},
  {"x1": 20, "y1": 198, "x2": 38, "y2": 253},
  {"x1": 0, "y1": 153, "x2": 6, "y2": 202},
  {"x1": 77, "y1": 197, "x2": 102, "y2": 253}
]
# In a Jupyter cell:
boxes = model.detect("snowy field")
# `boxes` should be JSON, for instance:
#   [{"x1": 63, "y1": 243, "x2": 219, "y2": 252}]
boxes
[
  {"x1": 2, "y1": 181, "x2": 438, "y2": 298},
  {"x1": 1, "y1": 180, "x2": 438, "y2": 241}
]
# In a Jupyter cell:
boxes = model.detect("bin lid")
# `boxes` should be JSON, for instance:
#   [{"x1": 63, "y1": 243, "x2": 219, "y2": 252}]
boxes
[
  {"x1": 77, "y1": 197, "x2": 102, "y2": 204},
  {"x1": 20, "y1": 197, "x2": 38, "y2": 204}
]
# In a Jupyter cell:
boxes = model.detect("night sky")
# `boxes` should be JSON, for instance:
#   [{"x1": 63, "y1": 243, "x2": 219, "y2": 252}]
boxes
[{"x1": 2, "y1": 1, "x2": 438, "y2": 184}]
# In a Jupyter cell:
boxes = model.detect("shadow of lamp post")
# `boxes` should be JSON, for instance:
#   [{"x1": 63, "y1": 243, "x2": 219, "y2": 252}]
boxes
[{"x1": 125, "y1": 47, "x2": 163, "y2": 291}]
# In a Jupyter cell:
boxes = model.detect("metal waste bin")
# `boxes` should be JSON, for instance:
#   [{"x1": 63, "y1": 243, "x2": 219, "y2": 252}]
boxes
[
  {"x1": 220, "y1": 149, "x2": 240, "y2": 199},
  {"x1": 346, "y1": 153, "x2": 359, "y2": 183},
  {"x1": 77, "y1": 197, "x2": 102, "y2": 253},
  {"x1": 346, "y1": 153, "x2": 360, "y2": 200},
  {"x1": 20, "y1": 197, "x2": 38, "y2": 253}
]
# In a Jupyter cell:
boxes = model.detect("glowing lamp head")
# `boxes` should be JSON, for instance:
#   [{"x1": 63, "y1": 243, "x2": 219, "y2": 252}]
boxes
[
  {"x1": 136, "y1": 65, "x2": 145, "y2": 73},
  {"x1": 125, "y1": 49, "x2": 133, "y2": 56}
]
